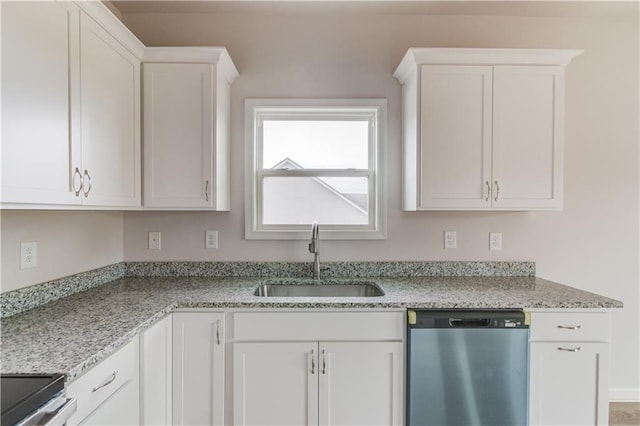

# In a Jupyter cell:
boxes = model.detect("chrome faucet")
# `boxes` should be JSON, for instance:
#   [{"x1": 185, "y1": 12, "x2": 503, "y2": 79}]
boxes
[{"x1": 308, "y1": 221, "x2": 320, "y2": 280}]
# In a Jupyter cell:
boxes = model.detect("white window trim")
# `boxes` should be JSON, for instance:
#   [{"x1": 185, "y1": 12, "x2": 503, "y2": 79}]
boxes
[{"x1": 245, "y1": 98, "x2": 387, "y2": 240}]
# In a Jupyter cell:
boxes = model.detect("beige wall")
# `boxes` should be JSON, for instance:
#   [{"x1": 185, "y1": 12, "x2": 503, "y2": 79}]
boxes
[
  {"x1": 0, "y1": 211, "x2": 124, "y2": 292},
  {"x1": 119, "y1": 3, "x2": 639, "y2": 399}
]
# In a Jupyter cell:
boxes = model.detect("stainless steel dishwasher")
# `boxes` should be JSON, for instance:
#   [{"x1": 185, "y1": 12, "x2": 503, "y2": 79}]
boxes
[{"x1": 407, "y1": 310, "x2": 529, "y2": 426}]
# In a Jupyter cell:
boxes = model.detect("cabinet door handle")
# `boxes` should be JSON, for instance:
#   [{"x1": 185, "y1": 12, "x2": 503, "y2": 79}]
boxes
[
  {"x1": 205, "y1": 180, "x2": 209, "y2": 202},
  {"x1": 216, "y1": 320, "x2": 221, "y2": 345},
  {"x1": 494, "y1": 180, "x2": 500, "y2": 202},
  {"x1": 311, "y1": 350, "x2": 315, "y2": 375},
  {"x1": 82, "y1": 170, "x2": 92, "y2": 197},
  {"x1": 557, "y1": 347, "x2": 582, "y2": 352},
  {"x1": 485, "y1": 181, "x2": 491, "y2": 202},
  {"x1": 557, "y1": 325, "x2": 582, "y2": 330},
  {"x1": 72, "y1": 168, "x2": 83, "y2": 196},
  {"x1": 321, "y1": 349, "x2": 327, "y2": 375},
  {"x1": 92, "y1": 371, "x2": 118, "y2": 392}
]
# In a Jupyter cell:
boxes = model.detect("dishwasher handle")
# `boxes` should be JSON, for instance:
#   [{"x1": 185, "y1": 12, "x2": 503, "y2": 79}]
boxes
[{"x1": 449, "y1": 318, "x2": 491, "y2": 327}]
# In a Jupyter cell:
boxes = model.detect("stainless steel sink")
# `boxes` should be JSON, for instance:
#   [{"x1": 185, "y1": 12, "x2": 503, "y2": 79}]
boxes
[{"x1": 253, "y1": 280, "x2": 384, "y2": 297}]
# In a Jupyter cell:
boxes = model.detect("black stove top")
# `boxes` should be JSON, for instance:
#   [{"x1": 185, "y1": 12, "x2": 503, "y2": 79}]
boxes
[{"x1": 1, "y1": 374, "x2": 65, "y2": 425}]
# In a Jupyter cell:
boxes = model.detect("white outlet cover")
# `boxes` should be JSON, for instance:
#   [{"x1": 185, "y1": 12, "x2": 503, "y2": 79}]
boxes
[
  {"x1": 444, "y1": 231, "x2": 457, "y2": 249},
  {"x1": 489, "y1": 232, "x2": 503, "y2": 251},
  {"x1": 20, "y1": 242, "x2": 38, "y2": 269},
  {"x1": 205, "y1": 230, "x2": 218, "y2": 249},
  {"x1": 148, "y1": 232, "x2": 161, "y2": 250}
]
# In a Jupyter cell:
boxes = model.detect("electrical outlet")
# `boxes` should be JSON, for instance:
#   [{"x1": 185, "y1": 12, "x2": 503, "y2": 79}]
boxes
[
  {"x1": 205, "y1": 230, "x2": 218, "y2": 249},
  {"x1": 148, "y1": 232, "x2": 161, "y2": 250},
  {"x1": 20, "y1": 242, "x2": 38, "y2": 269},
  {"x1": 489, "y1": 232, "x2": 502, "y2": 251},
  {"x1": 444, "y1": 231, "x2": 457, "y2": 249}
]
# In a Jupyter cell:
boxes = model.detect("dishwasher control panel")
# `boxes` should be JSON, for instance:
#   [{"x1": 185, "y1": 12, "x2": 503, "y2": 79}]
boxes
[{"x1": 408, "y1": 309, "x2": 528, "y2": 328}]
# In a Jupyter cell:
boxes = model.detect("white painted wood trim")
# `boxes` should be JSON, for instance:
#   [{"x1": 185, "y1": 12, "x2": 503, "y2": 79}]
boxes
[
  {"x1": 75, "y1": 0, "x2": 144, "y2": 59},
  {"x1": 394, "y1": 48, "x2": 583, "y2": 84},
  {"x1": 609, "y1": 388, "x2": 640, "y2": 402},
  {"x1": 143, "y1": 47, "x2": 239, "y2": 84},
  {"x1": 244, "y1": 98, "x2": 387, "y2": 240}
]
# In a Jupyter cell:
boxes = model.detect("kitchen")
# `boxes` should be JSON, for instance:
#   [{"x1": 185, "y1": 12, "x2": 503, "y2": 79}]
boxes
[{"x1": 1, "y1": 0, "x2": 638, "y2": 425}]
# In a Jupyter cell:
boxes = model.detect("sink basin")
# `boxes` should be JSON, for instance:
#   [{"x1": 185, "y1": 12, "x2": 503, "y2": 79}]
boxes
[{"x1": 253, "y1": 280, "x2": 384, "y2": 297}]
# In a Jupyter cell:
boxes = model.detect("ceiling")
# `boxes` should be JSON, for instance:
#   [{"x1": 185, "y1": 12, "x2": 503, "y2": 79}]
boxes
[{"x1": 109, "y1": 0, "x2": 639, "y2": 19}]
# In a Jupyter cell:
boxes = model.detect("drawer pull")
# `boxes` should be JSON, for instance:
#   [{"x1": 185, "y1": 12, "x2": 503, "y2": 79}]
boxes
[
  {"x1": 321, "y1": 349, "x2": 327, "y2": 375},
  {"x1": 92, "y1": 371, "x2": 118, "y2": 392},
  {"x1": 311, "y1": 350, "x2": 315, "y2": 375},
  {"x1": 557, "y1": 347, "x2": 582, "y2": 352},
  {"x1": 557, "y1": 325, "x2": 583, "y2": 330},
  {"x1": 216, "y1": 320, "x2": 221, "y2": 345}
]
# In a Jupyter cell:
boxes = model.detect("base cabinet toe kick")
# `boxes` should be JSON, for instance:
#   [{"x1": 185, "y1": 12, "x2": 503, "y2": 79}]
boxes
[{"x1": 61, "y1": 308, "x2": 610, "y2": 426}]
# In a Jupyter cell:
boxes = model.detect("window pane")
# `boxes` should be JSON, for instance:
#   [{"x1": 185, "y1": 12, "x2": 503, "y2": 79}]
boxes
[
  {"x1": 262, "y1": 120, "x2": 369, "y2": 169},
  {"x1": 262, "y1": 176, "x2": 369, "y2": 225}
]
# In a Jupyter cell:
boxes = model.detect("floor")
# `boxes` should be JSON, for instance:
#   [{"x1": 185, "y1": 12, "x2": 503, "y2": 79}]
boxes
[{"x1": 610, "y1": 402, "x2": 640, "y2": 425}]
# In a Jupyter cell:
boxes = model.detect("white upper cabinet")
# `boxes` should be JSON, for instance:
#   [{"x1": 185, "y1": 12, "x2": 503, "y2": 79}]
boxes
[
  {"x1": 79, "y1": 10, "x2": 141, "y2": 207},
  {"x1": 1, "y1": 1, "x2": 81, "y2": 205},
  {"x1": 142, "y1": 48, "x2": 239, "y2": 210},
  {"x1": 394, "y1": 48, "x2": 581, "y2": 211},
  {"x1": 1, "y1": 1, "x2": 143, "y2": 208}
]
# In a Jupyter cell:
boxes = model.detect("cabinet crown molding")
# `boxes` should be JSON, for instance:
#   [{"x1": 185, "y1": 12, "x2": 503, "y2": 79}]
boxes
[
  {"x1": 393, "y1": 48, "x2": 583, "y2": 84},
  {"x1": 143, "y1": 47, "x2": 239, "y2": 84},
  {"x1": 76, "y1": 0, "x2": 145, "y2": 59}
]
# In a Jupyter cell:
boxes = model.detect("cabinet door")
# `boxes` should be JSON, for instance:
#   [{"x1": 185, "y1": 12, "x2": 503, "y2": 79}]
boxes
[
  {"x1": 1, "y1": 1, "x2": 81, "y2": 205},
  {"x1": 492, "y1": 66, "x2": 564, "y2": 209},
  {"x1": 419, "y1": 65, "x2": 493, "y2": 209},
  {"x1": 233, "y1": 342, "x2": 319, "y2": 426},
  {"x1": 319, "y1": 342, "x2": 403, "y2": 426},
  {"x1": 79, "y1": 12, "x2": 140, "y2": 207},
  {"x1": 143, "y1": 63, "x2": 214, "y2": 208},
  {"x1": 529, "y1": 342, "x2": 609, "y2": 425},
  {"x1": 141, "y1": 315, "x2": 172, "y2": 425},
  {"x1": 173, "y1": 313, "x2": 225, "y2": 426}
]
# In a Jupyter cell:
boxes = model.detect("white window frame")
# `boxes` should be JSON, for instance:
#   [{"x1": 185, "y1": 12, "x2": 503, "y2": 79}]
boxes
[{"x1": 245, "y1": 98, "x2": 387, "y2": 240}]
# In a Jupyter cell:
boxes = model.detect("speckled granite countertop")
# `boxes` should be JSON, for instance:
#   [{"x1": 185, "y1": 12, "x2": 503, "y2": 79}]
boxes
[{"x1": 0, "y1": 275, "x2": 622, "y2": 384}]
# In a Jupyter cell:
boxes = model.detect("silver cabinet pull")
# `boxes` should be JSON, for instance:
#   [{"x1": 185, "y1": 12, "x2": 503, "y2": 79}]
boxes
[
  {"x1": 72, "y1": 168, "x2": 83, "y2": 196},
  {"x1": 82, "y1": 170, "x2": 92, "y2": 198},
  {"x1": 321, "y1": 349, "x2": 327, "y2": 375},
  {"x1": 311, "y1": 350, "x2": 315, "y2": 375},
  {"x1": 205, "y1": 180, "x2": 209, "y2": 202},
  {"x1": 494, "y1": 180, "x2": 500, "y2": 201},
  {"x1": 216, "y1": 320, "x2": 221, "y2": 345},
  {"x1": 92, "y1": 371, "x2": 118, "y2": 392},
  {"x1": 485, "y1": 181, "x2": 491, "y2": 202},
  {"x1": 557, "y1": 325, "x2": 583, "y2": 330},
  {"x1": 558, "y1": 347, "x2": 582, "y2": 352}
]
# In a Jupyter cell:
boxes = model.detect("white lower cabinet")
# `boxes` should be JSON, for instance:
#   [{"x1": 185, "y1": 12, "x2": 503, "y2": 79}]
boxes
[
  {"x1": 233, "y1": 342, "x2": 319, "y2": 425},
  {"x1": 231, "y1": 311, "x2": 405, "y2": 426},
  {"x1": 172, "y1": 312, "x2": 225, "y2": 426},
  {"x1": 140, "y1": 314, "x2": 173, "y2": 425},
  {"x1": 529, "y1": 311, "x2": 610, "y2": 426},
  {"x1": 66, "y1": 339, "x2": 139, "y2": 425},
  {"x1": 318, "y1": 341, "x2": 403, "y2": 426}
]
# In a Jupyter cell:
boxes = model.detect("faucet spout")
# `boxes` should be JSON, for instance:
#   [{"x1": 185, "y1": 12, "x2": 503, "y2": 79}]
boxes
[{"x1": 308, "y1": 222, "x2": 320, "y2": 280}]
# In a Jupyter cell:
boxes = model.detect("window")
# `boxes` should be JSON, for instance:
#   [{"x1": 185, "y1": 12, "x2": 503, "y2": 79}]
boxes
[{"x1": 245, "y1": 99, "x2": 386, "y2": 239}]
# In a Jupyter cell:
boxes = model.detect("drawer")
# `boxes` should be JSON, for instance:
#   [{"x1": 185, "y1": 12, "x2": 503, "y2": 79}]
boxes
[
  {"x1": 529, "y1": 312, "x2": 609, "y2": 342},
  {"x1": 232, "y1": 311, "x2": 404, "y2": 341},
  {"x1": 67, "y1": 339, "x2": 139, "y2": 424}
]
